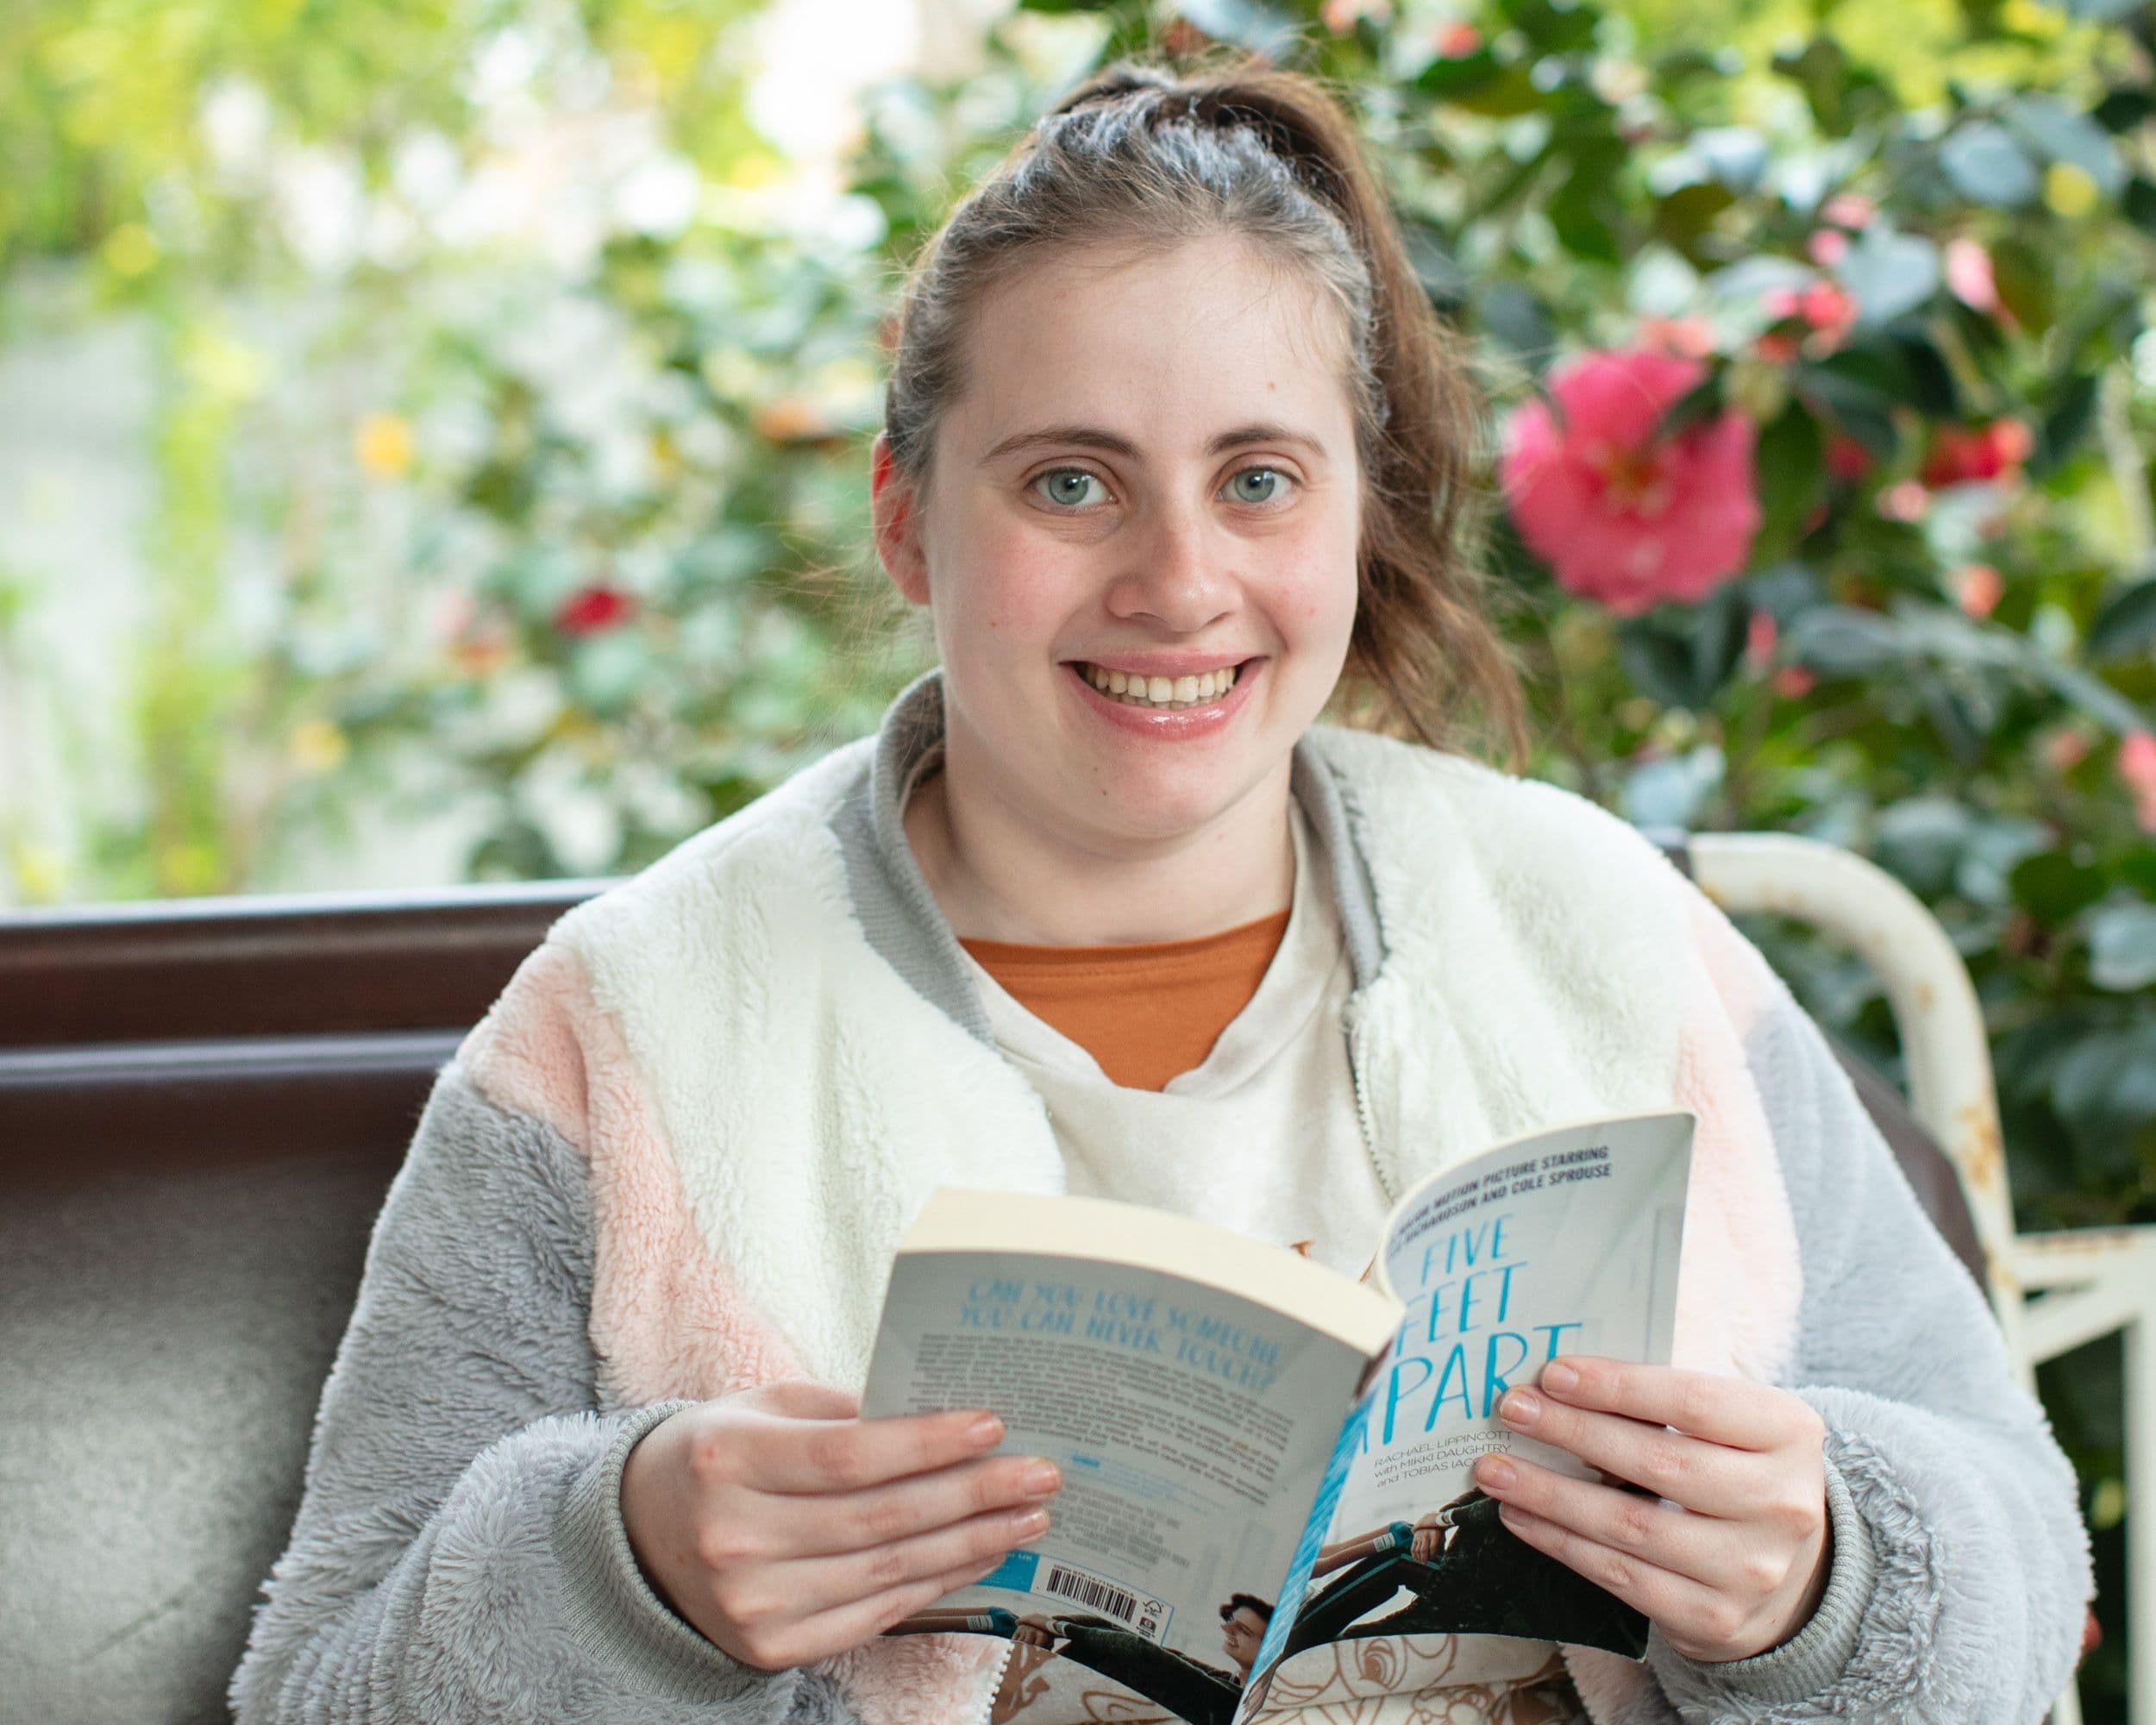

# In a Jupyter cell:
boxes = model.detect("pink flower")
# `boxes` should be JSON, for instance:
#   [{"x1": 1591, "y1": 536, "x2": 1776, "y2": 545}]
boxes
[
  {"x1": 1877, "y1": 480, "x2": 1931, "y2": 522},
  {"x1": 1821, "y1": 192, "x2": 1876, "y2": 229},
  {"x1": 1952, "y1": 562, "x2": 2003, "y2": 618},
  {"x1": 1773, "y1": 665, "x2": 1815, "y2": 699},
  {"x1": 555, "y1": 584, "x2": 636, "y2": 637},
  {"x1": 1638, "y1": 316, "x2": 1715, "y2": 359},
  {"x1": 1764, "y1": 281, "x2": 1856, "y2": 357},
  {"x1": 1745, "y1": 610, "x2": 1778, "y2": 669},
  {"x1": 1922, "y1": 418, "x2": 2032, "y2": 488},
  {"x1": 1432, "y1": 21, "x2": 1482, "y2": 56},
  {"x1": 2122, "y1": 731, "x2": 2156, "y2": 833},
  {"x1": 1805, "y1": 229, "x2": 1850, "y2": 267},
  {"x1": 1500, "y1": 349, "x2": 1761, "y2": 615},
  {"x1": 2042, "y1": 727, "x2": 2092, "y2": 774},
  {"x1": 1944, "y1": 237, "x2": 2015, "y2": 327}
]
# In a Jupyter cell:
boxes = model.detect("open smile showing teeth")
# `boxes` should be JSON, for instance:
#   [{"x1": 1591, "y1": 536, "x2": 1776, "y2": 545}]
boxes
[{"x1": 1079, "y1": 662, "x2": 1242, "y2": 710}]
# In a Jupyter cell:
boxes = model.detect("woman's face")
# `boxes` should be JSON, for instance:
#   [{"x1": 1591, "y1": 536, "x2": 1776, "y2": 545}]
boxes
[{"x1": 874, "y1": 233, "x2": 1363, "y2": 853}]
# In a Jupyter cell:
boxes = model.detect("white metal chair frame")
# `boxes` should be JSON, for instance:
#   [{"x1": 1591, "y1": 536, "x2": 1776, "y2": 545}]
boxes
[{"x1": 1691, "y1": 833, "x2": 2156, "y2": 1725}]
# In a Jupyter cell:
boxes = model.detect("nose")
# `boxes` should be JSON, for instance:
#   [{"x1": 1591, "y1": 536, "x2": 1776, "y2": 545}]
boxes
[{"x1": 1104, "y1": 493, "x2": 1236, "y2": 634}]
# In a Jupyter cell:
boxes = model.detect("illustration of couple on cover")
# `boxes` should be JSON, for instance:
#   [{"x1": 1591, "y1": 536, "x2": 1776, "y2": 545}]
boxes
[{"x1": 889, "y1": 1484, "x2": 1645, "y2": 1723}]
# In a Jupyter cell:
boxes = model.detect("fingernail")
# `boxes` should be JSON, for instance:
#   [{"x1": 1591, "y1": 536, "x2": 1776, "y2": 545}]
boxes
[
  {"x1": 1500, "y1": 1389, "x2": 1540, "y2": 1428},
  {"x1": 1476, "y1": 1456, "x2": 1518, "y2": 1491},
  {"x1": 1020, "y1": 1461, "x2": 1062, "y2": 1497},
  {"x1": 1013, "y1": 1508, "x2": 1050, "y2": 1539},
  {"x1": 1544, "y1": 1361, "x2": 1580, "y2": 1396},
  {"x1": 968, "y1": 1413, "x2": 1004, "y2": 1446}
]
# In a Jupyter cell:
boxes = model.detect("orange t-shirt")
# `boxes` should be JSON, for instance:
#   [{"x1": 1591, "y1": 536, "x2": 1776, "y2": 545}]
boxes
[{"x1": 958, "y1": 909, "x2": 1291, "y2": 1092}]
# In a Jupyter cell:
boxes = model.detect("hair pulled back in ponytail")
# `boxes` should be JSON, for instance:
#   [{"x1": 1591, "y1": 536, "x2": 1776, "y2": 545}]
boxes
[{"x1": 881, "y1": 50, "x2": 1526, "y2": 762}]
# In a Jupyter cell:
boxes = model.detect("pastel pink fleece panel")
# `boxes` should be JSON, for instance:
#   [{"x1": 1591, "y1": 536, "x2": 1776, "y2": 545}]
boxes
[
  {"x1": 1665, "y1": 894, "x2": 1805, "y2": 1384},
  {"x1": 460, "y1": 938, "x2": 807, "y2": 1405},
  {"x1": 455, "y1": 938, "x2": 1006, "y2": 1724}
]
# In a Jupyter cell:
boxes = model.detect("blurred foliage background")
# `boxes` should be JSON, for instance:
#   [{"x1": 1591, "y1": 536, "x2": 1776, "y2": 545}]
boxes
[{"x1": 2, "y1": 0, "x2": 2153, "y2": 1710}]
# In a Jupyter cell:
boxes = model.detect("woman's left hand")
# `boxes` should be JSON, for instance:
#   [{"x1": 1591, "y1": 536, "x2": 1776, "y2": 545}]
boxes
[{"x1": 1470, "y1": 1356, "x2": 1833, "y2": 1664}]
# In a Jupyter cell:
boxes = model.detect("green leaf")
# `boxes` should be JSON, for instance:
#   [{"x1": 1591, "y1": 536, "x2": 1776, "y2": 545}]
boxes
[
  {"x1": 1876, "y1": 796, "x2": 1972, "y2": 896},
  {"x1": 2088, "y1": 902, "x2": 2156, "y2": 991},
  {"x1": 1940, "y1": 122, "x2": 2042, "y2": 208},
  {"x1": 1617, "y1": 618, "x2": 1704, "y2": 709},
  {"x1": 1686, "y1": 127, "x2": 1770, "y2": 195},
  {"x1": 2033, "y1": 373, "x2": 2102, "y2": 477},
  {"x1": 1989, "y1": 236, "x2": 2056, "y2": 334},
  {"x1": 1416, "y1": 48, "x2": 1505, "y2": 100},
  {"x1": 2094, "y1": 91, "x2": 2154, "y2": 134},
  {"x1": 1888, "y1": 336, "x2": 1963, "y2": 419},
  {"x1": 1791, "y1": 365, "x2": 1897, "y2": 456},
  {"x1": 2088, "y1": 578, "x2": 2156, "y2": 662},
  {"x1": 2121, "y1": 177, "x2": 2156, "y2": 239},
  {"x1": 2002, "y1": 93, "x2": 2125, "y2": 198},
  {"x1": 1499, "y1": 0, "x2": 1601, "y2": 54},
  {"x1": 1479, "y1": 283, "x2": 1556, "y2": 369},
  {"x1": 1787, "y1": 605, "x2": 1902, "y2": 675},
  {"x1": 1838, "y1": 227, "x2": 1940, "y2": 325},
  {"x1": 1754, "y1": 407, "x2": 1827, "y2": 551},
  {"x1": 2052, "y1": 1019, "x2": 2156, "y2": 1170},
  {"x1": 2012, "y1": 852, "x2": 2109, "y2": 924},
  {"x1": 1653, "y1": 181, "x2": 1736, "y2": 261}
]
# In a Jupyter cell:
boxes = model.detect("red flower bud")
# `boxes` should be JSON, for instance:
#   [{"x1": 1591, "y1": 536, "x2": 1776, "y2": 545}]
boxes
[{"x1": 555, "y1": 585, "x2": 636, "y2": 637}]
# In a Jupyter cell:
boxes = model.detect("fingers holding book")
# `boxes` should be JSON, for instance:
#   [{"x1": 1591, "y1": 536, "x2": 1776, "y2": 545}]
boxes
[
  {"x1": 618, "y1": 1388, "x2": 1062, "y2": 1671},
  {"x1": 1469, "y1": 1356, "x2": 1832, "y2": 1664}
]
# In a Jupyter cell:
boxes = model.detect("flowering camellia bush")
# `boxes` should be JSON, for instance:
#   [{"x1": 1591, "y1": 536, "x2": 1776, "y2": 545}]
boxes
[{"x1": 3, "y1": 2, "x2": 2153, "y2": 1705}]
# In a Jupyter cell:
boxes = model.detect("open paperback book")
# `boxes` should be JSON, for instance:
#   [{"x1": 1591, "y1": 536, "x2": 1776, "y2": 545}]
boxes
[{"x1": 859, "y1": 1109, "x2": 1694, "y2": 1725}]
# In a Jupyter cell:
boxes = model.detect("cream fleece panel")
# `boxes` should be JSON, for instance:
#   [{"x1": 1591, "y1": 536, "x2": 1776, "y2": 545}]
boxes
[
  {"x1": 555, "y1": 739, "x2": 1062, "y2": 1390},
  {"x1": 554, "y1": 742, "x2": 1044, "y2": 1725},
  {"x1": 1307, "y1": 731, "x2": 1690, "y2": 1185},
  {"x1": 460, "y1": 938, "x2": 812, "y2": 1406}
]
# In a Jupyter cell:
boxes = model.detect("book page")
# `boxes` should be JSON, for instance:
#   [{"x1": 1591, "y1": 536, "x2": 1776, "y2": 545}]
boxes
[
  {"x1": 862, "y1": 1220, "x2": 1396, "y2": 1725},
  {"x1": 1250, "y1": 1112, "x2": 1693, "y2": 1688}
]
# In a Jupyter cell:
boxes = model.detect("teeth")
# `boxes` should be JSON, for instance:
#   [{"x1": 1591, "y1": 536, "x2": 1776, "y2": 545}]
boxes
[{"x1": 1081, "y1": 662, "x2": 1240, "y2": 708}]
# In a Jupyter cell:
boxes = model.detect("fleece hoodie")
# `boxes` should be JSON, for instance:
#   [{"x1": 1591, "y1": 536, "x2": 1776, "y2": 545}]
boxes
[{"x1": 229, "y1": 669, "x2": 2094, "y2": 1725}]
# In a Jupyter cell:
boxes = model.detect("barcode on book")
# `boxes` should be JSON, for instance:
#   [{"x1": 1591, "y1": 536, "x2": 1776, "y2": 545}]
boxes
[{"x1": 1041, "y1": 1563, "x2": 1168, "y2": 1644}]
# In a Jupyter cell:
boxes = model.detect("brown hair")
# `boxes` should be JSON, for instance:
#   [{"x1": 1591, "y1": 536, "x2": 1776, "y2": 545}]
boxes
[{"x1": 879, "y1": 49, "x2": 1526, "y2": 763}]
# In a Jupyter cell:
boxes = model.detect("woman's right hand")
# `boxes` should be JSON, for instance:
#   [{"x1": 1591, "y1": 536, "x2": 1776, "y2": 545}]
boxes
[{"x1": 619, "y1": 1378, "x2": 1062, "y2": 1671}]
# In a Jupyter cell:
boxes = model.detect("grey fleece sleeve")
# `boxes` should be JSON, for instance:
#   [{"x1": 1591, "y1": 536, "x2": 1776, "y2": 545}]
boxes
[
  {"x1": 227, "y1": 1063, "x2": 856, "y2": 1723},
  {"x1": 1645, "y1": 982, "x2": 2094, "y2": 1724}
]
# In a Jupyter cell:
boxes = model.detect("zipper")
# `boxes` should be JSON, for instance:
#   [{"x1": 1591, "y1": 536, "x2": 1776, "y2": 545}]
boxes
[
  {"x1": 1342, "y1": 994, "x2": 1397, "y2": 1207},
  {"x1": 974, "y1": 1637, "x2": 1015, "y2": 1725}
]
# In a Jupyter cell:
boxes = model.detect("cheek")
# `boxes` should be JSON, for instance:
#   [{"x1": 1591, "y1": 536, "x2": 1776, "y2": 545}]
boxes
[
  {"x1": 936, "y1": 523, "x2": 1086, "y2": 661},
  {"x1": 1265, "y1": 520, "x2": 1361, "y2": 642}
]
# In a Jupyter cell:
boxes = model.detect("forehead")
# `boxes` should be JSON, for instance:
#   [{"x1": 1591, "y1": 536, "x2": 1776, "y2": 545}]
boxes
[
  {"x1": 1229, "y1": 1606, "x2": 1266, "y2": 1629},
  {"x1": 943, "y1": 233, "x2": 1357, "y2": 459}
]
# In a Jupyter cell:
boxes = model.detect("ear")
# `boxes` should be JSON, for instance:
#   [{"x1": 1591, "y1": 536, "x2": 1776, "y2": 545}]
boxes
[{"x1": 869, "y1": 430, "x2": 931, "y2": 605}]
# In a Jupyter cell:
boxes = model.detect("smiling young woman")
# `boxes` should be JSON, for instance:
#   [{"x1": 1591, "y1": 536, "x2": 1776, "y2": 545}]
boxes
[{"x1": 231, "y1": 53, "x2": 2090, "y2": 1725}]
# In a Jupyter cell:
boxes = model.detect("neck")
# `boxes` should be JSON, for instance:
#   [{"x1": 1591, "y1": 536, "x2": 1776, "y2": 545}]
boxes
[{"x1": 903, "y1": 728, "x2": 1296, "y2": 948}]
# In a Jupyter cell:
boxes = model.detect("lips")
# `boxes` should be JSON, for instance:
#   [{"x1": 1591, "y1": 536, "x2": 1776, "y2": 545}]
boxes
[{"x1": 1062, "y1": 656, "x2": 1262, "y2": 738}]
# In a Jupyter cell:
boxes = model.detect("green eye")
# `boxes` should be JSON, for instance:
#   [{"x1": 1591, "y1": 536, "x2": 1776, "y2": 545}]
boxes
[
  {"x1": 1036, "y1": 469, "x2": 1106, "y2": 508},
  {"x1": 1229, "y1": 467, "x2": 1284, "y2": 504}
]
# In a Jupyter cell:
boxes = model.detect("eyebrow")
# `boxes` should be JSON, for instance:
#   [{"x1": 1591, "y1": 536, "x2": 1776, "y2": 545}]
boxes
[{"x1": 980, "y1": 422, "x2": 1329, "y2": 466}]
